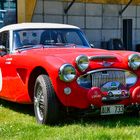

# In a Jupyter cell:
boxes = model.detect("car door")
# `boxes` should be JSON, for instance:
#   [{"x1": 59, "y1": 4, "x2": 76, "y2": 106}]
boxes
[
  {"x1": 0, "y1": 31, "x2": 10, "y2": 99},
  {"x1": 5, "y1": 30, "x2": 29, "y2": 102}
]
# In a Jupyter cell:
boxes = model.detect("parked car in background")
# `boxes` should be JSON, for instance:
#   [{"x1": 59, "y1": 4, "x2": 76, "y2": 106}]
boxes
[{"x1": 0, "y1": 23, "x2": 139, "y2": 124}]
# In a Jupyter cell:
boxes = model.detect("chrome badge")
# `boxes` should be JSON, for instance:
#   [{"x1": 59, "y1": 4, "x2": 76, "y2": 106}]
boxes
[{"x1": 99, "y1": 61, "x2": 114, "y2": 67}]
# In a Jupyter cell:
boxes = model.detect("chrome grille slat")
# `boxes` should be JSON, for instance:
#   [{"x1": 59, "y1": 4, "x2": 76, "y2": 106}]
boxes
[{"x1": 92, "y1": 70, "x2": 125, "y2": 87}]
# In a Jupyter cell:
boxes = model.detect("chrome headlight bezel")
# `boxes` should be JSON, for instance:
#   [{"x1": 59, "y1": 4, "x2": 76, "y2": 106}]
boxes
[
  {"x1": 125, "y1": 71, "x2": 137, "y2": 87},
  {"x1": 128, "y1": 54, "x2": 140, "y2": 70},
  {"x1": 76, "y1": 55, "x2": 89, "y2": 72},
  {"x1": 59, "y1": 64, "x2": 76, "y2": 82}
]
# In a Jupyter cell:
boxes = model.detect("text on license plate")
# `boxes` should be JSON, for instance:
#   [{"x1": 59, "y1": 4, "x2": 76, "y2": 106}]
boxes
[{"x1": 101, "y1": 105, "x2": 124, "y2": 115}]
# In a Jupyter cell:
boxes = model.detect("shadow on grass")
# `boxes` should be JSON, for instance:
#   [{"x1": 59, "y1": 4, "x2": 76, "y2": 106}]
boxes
[
  {"x1": 57, "y1": 107, "x2": 140, "y2": 128},
  {"x1": 60, "y1": 114, "x2": 140, "y2": 128},
  {"x1": 0, "y1": 99, "x2": 34, "y2": 116},
  {"x1": 0, "y1": 99, "x2": 139, "y2": 128}
]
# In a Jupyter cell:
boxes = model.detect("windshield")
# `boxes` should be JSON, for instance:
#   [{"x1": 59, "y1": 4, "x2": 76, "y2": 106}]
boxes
[{"x1": 13, "y1": 29, "x2": 90, "y2": 49}]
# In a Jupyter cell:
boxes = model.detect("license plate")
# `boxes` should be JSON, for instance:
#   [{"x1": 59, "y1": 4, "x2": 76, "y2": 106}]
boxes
[{"x1": 101, "y1": 105, "x2": 124, "y2": 115}]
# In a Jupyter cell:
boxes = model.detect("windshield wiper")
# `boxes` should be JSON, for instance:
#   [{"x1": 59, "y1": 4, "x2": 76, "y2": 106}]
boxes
[
  {"x1": 15, "y1": 45, "x2": 42, "y2": 50},
  {"x1": 15, "y1": 45, "x2": 33, "y2": 50}
]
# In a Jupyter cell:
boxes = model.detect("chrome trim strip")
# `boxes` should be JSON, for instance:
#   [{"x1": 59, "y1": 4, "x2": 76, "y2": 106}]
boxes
[
  {"x1": 86, "y1": 68, "x2": 128, "y2": 75},
  {"x1": 89, "y1": 55, "x2": 116, "y2": 60}
]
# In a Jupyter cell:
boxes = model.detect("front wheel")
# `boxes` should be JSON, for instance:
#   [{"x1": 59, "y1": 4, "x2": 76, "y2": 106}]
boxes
[{"x1": 34, "y1": 74, "x2": 61, "y2": 124}]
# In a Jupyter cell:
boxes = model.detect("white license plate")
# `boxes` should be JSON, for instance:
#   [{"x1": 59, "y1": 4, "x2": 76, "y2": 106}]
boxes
[{"x1": 101, "y1": 105, "x2": 124, "y2": 115}]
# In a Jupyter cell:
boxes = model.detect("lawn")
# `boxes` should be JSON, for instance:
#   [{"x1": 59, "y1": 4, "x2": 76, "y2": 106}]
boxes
[{"x1": 0, "y1": 99, "x2": 140, "y2": 140}]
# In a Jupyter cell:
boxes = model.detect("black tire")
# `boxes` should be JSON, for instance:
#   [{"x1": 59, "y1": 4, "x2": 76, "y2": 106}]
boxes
[
  {"x1": 132, "y1": 110, "x2": 140, "y2": 117},
  {"x1": 34, "y1": 74, "x2": 61, "y2": 124}
]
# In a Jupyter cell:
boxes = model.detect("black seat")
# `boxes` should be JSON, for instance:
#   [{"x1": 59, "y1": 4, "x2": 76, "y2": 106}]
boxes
[{"x1": 40, "y1": 31, "x2": 57, "y2": 45}]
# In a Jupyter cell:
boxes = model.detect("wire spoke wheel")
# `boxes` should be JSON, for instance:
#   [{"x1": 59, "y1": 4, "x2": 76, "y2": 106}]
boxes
[
  {"x1": 34, "y1": 74, "x2": 63, "y2": 124},
  {"x1": 34, "y1": 83, "x2": 45, "y2": 121}
]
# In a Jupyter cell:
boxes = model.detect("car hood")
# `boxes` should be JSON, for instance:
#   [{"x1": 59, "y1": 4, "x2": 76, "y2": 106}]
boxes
[
  {"x1": 22, "y1": 47, "x2": 138, "y2": 70},
  {"x1": 42, "y1": 47, "x2": 134, "y2": 62}
]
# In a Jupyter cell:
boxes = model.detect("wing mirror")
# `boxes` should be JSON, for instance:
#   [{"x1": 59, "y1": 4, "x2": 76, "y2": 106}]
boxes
[
  {"x1": 0, "y1": 45, "x2": 7, "y2": 56},
  {"x1": 90, "y1": 44, "x2": 95, "y2": 48}
]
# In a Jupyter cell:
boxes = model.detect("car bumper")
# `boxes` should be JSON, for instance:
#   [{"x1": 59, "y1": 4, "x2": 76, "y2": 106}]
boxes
[{"x1": 54, "y1": 80, "x2": 140, "y2": 110}]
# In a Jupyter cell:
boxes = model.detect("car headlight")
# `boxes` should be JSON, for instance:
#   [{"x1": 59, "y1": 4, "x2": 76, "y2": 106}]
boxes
[
  {"x1": 76, "y1": 55, "x2": 89, "y2": 72},
  {"x1": 59, "y1": 64, "x2": 76, "y2": 82},
  {"x1": 128, "y1": 54, "x2": 140, "y2": 70},
  {"x1": 125, "y1": 71, "x2": 137, "y2": 87}
]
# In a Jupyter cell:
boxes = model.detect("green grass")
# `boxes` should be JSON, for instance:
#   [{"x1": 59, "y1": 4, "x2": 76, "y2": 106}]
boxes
[{"x1": 0, "y1": 100, "x2": 140, "y2": 140}]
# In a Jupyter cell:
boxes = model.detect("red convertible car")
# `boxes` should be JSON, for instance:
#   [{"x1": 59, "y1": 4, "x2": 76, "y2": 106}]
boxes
[{"x1": 0, "y1": 23, "x2": 140, "y2": 124}]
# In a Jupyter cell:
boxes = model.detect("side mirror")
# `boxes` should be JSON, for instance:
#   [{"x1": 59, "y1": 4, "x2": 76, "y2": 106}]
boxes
[
  {"x1": 90, "y1": 44, "x2": 95, "y2": 48},
  {"x1": 0, "y1": 45, "x2": 7, "y2": 56},
  {"x1": 0, "y1": 45, "x2": 6, "y2": 51}
]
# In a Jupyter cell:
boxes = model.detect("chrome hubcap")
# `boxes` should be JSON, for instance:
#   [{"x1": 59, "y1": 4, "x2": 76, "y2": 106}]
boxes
[{"x1": 34, "y1": 84, "x2": 44, "y2": 121}]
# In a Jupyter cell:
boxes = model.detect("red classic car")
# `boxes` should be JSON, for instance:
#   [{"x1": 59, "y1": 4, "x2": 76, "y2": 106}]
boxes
[{"x1": 0, "y1": 23, "x2": 140, "y2": 124}]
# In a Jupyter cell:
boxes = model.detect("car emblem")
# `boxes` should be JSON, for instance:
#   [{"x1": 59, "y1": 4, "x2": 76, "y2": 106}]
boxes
[{"x1": 99, "y1": 61, "x2": 114, "y2": 67}]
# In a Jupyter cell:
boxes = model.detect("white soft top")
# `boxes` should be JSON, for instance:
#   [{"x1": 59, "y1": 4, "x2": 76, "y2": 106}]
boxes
[{"x1": 0, "y1": 23, "x2": 79, "y2": 32}]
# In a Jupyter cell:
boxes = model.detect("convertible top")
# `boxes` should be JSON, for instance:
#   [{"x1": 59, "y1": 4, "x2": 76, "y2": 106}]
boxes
[{"x1": 0, "y1": 23, "x2": 79, "y2": 32}]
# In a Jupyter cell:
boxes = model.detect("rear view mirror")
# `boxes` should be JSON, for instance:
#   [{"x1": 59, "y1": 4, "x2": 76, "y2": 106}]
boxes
[{"x1": 0, "y1": 45, "x2": 7, "y2": 56}]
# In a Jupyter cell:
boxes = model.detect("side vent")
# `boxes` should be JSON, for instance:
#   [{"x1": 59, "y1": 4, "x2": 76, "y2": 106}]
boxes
[{"x1": 16, "y1": 68, "x2": 27, "y2": 84}]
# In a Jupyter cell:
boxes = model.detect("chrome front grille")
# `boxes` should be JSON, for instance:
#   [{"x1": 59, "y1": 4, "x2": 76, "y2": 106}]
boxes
[
  {"x1": 92, "y1": 70, "x2": 125, "y2": 87},
  {"x1": 77, "y1": 68, "x2": 137, "y2": 89}
]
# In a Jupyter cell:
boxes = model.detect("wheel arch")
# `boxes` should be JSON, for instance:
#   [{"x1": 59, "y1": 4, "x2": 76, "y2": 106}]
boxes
[{"x1": 28, "y1": 66, "x2": 48, "y2": 101}]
